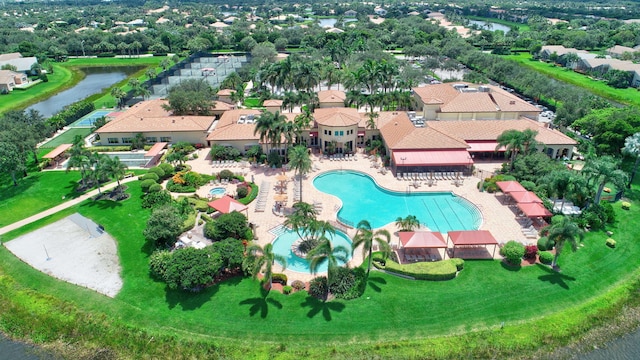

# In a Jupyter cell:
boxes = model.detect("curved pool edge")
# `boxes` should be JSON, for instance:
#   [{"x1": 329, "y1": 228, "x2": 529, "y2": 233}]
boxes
[{"x1": 312, "y1": 169, "x2": 484, "y2": 231}]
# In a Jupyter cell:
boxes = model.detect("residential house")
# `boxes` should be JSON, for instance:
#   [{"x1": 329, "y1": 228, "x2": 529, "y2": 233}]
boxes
[
  {"x1": 607, "y1": 45, "x2": 637, "y2": 58},
  {"x1": 206, "y1": 109, "x2": 262, "y2": 151},
  {"x1": 577, "y1": 58, "x2": 640, "y2": 87},
  {"x1": 0, "y1": 52, "x2": 38, "y2": 74},
  {"x1": 539, "y1": 45, "x2": 589, "y2": 61},
  {"x1": 0, "y1": 69, "x2": 28, "y2": 93},
  {"x1": 344, "y1": 10, "x2": 357, "y2": 17},
  {"x1": 412, "y1": 83, "x2": 541, "y2": 121},
  {"x1": 263, "y1": 99, "x2": 283, "y2": 113}
]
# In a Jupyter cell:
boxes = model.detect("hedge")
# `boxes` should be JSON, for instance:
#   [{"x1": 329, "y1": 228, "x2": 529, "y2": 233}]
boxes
[
  {"x1": 272, "y1": 273, "x2": 287, "y2": 285},
  {"x1": 87, "y1": 146, "x2": 133, "y2": 152},
  {"x1": 238, "y1": 183, "x2": 259, "y2": 205},
  {"x1": 373, "y1": 258, "x2": 459, "y2": 281}
]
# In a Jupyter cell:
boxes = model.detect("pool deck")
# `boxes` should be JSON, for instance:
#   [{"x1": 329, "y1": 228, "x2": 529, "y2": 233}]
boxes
[{"x1": 186, "y1": 149, "x2": 534, "y2": 282}]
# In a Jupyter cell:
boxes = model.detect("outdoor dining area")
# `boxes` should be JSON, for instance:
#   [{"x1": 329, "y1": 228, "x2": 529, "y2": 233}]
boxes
[
  {"x1": 273, "y1": 174, "x2": 289, "y2": 216},
  {"x1": 397, "y1": 230, "x2": 499, "y2": 263}
]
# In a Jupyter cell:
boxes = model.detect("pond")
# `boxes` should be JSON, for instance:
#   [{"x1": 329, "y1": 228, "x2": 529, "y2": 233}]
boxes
[
  {"x1": 0, "y1": 332, "x2": 54, "y2": 360},
  {"x1": 468, "y1": 20, "x2": 511, "y2": 33},
  {"x1": 27, "y1": 66, "x2": 140, "y2": 118},
  {"x1": 317, "y1": 17, "x2": 357, "y2": 28}
]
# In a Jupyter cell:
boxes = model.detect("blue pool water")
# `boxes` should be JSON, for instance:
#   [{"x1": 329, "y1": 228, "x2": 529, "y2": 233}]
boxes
[
  {"x1": 313, "y1": 171, "x2": 482, "y2": 232},
  {"x1": 210, "y1": 187, "x2": 226, "y2": 196},
  {"x1": 272, "y1": 230, "x2": 353, "y2": 273},
  {"x1": 70, "y1": 110, "x2": 113, "y2": 127}
]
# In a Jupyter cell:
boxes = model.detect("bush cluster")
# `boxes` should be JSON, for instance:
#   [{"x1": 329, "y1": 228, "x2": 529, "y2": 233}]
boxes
[
  {"x1": 308, "y1": 276, "x2": 328, "y2": 300},
  {"x1": 524, "y1": 245, "x2": 538, "y2": 260},
  {"x1": 374, "y1": 259, "x2": 459, "y2": 281},
  {"x1": 210, "y1": 144, "x2": 241, "y2": 161},
  {"x1": 272, "y1": 273, "x2": 288, "y2": 285},
  {"x1": 500, "y1": 241, "x2": 525, "y2": 265},
  {"x1": 282, "y1": 285, "x2": 293, "y2": 295},
  {"x1": 291, "y1": 280, "x2": 306, "y2": 291},
  {"x1": 538, "y1": 251, "x2": 554, "y2": 264},
  {"x1": 238, "y1": 183, "x2": 259, "y2": 205},
  {"x1": 47, "y1": 101, "x2": 94, "y2": 130}
]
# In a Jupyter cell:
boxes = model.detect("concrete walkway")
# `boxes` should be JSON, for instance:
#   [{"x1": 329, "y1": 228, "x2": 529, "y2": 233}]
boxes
[{"x1": 0, "y1": 176, "x2": 138, "y2": 237}]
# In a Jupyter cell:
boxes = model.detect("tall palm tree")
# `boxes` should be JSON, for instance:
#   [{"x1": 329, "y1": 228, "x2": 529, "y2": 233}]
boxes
[
  {"x1": 245, "y1": 243, "x2": 287, "y2": 290},
  {"x1": 284, "y1": 202, "x2": 318, "y2": 240},
  {"x1": 105, "y1": 156, "x2": 129, "y2": 188},
  {"x1": 88, "y1": 152, "x2": 109, "y2": 194},
  {"x1": 353, "y1": 220, "x2": 391, "y2": 277},
  {"x1": 66, "y1": 144, "x2": 90, "y2": 187},
  {"x1": 307, "y1": 238, "x2": 350, "y2": 287},
  {"x1": 582, "y1": 155, "x2": 629, "y2": 204},
  {"x1": 622, "y1": 132, "x2": 640, "y2": 188},
  {"x1": 288, "y1": 145, "x2": 312, "y2": 202},
  {"x1": 254, "y1": 111, "x2": 276, "y2": 155},
  {"x1": 548, "y1": 216, "x2": 584, "y2": 269},
  {"x1": 395, "y1": 215, "x2": 420, "y2": 232},
  {"x1": 110, "y1": 87, "x2": 126, "y2": 108},
  {"x1": 294, "y1": 107, "x2": 314, "y2": 143},
  {"x1": 496, "y1": 129, "x2": 539, "y2": 171}
]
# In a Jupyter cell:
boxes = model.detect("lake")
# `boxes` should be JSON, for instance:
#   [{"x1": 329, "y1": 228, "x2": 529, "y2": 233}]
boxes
[
  {"x1": 27, "y1": 66, "x2": 139, "y2": 118},
  {"x1": 469, "y1": 20, "x2": 511, "y2": 33},
  {"x1": 575, "y1": 327, "x2": 640, "y2": 360},
  {"x1": 0, "y1": 333, "x2": 54, "y2": 360},
  {"x1": 317, "y1": 17, "x2": 357, "y2": 28}
]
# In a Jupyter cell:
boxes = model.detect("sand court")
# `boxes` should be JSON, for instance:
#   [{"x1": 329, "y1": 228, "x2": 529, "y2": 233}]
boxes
[{"x1": 3, "y1": 213, "x2": 123, "y2": 297}]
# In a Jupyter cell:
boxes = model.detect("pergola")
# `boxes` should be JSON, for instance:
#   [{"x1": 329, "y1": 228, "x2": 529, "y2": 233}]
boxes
[
  {"x1": 496, "y1": 181, "x2": 526, "y2": 193},
  {"x1": 207, "y1": 195, "x2": 248, "y2": 216},
  {"x1": 509, "y1": 191, "x2": 543, "y2": 204},
  {"x1": 447, "y1": 230, "x2": 498, "y2": 259},
  {"x1": 42, "y1": 143, "x2": 73, "y2": 168},
  {"x1": 399, "y1": 231, "x2": 448, "y2": 260},
  {"x1": 517, "y1": 202, "x2": 552, "y2": 218}
]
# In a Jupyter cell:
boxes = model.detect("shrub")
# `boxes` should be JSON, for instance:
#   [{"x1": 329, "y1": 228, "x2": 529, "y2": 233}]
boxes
[
  {"x1": 237, "y1": 185, "x2": 249, "y2": 199},
  {"x1": 219, "y1": 169, "x2": 234, "y2": 180},
  {"x1": 451, "y1": 258, "x2": 465, "y2": 271},
  {"x1": 291, "y1": 280, "x2": 305, "y2": 291},
  {"x1": 166, "y1": 179, "x2": 196, "y2": 193},
  {"x1": 374, "y1": 259, "x2": 459, "y2": 281},
  {"x1": 149, "y1": 250, "x2": 172, "y2": 279},
  {"x1": 520, "y1": 180, "x2": 536, "y2": 191},
  {"x1": 140, "y1": 179, "x2": 157, "y2": 193},
  {"x1": 210, "y1": 238, "x2": 244, "y2": 270},
  {"x1": 158, "y1": 163, "x2": 175, "y2": 176},
  {"x1": 606, "y1": 238, "x2": 616, "y2": 248},
  {"x1": 238, "y1": 183, "x2": 259, "y2": 205},
  {"x1": 142, "y1": 190, "x2": 173, "y2": 209},
  {"x1": 339, "y1": 267, "x2": 367, "y2": 300},
  {"x1": 272, "y1": 273, "x2": 288, "y2": 285},
  {"x1": 622, "y1": 201, "x2": 631, "y2": 210},
  {"x1": 282, "y1": 285, "x2": 293, "y2": 295},
  {"x1": 537, "y1": 236, "x2": 550, "y2": 251},
  {"x1": 162, "y1": 248, "x2": 222, "y2": 291},
  {"x1": 308, "y1": 276, "x2": 328, "y2": 300},
  {"x1": 140, "y1": 173, "x2": 160, "y2": 183},
  {"x1": 328, "y1": 267, "x2": 356, "y2": 297},
  {"x1": 204, "y1": 211, "x2": 250, "y2": 241},
  {"x1": 148, "y1": 166, "x2": 165, "y2": 179},
  {"x1": 524, "y1": 245, "x2": 538, "y2": 260},
  {"x1": 500, "y1": 240, "x2": 525, "y2": 265},
  {"x1": 538, "y1": 251, "x2": 553, "y2": 264},
  {"x1": 148, "y1": 183, "x2": 163, "y2": 193}
]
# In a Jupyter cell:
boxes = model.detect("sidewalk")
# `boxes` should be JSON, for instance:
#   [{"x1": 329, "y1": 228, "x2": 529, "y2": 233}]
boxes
[{"x1": 0, "y1": 177, "x2": 138, "y2": 237}]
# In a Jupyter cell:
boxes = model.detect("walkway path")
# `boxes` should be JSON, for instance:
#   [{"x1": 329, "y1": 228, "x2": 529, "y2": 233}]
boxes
[{"x1": 0, "y1": 177, "x2": 138, "y2": 237}]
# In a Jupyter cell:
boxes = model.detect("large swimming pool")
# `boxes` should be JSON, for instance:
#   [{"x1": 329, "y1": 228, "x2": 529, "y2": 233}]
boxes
[
  {"x1": 272, "y1": 230, "x2": 353, "y2": 273},
  {"x1": 313, "y1": 171, "x2": 482, "y2": 232}
]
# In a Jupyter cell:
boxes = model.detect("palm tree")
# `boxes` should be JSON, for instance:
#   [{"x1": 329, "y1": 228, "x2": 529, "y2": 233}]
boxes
[
  {"x1": 294, "y1": 107, "x2": 313, "y2": 143},
  {"x1": 496, "y1": 129, "x2": 538, "y2": 171},
  {"x1": 365, "y1": 111, "x2": 378, "y2": 130},
  {"x1": 145, "y1": 68, "x2": 157, "y2": 80},
  {"x1": 284, "y1": 202, "x2": 318, "y2": 240},
  {"x1": 622, "y1": 132, "x2": 640, "y2": 188},
  {"x1": 88, "y1": 152, "x2": 109, "y2": 195},
  {"x1": 288, "y1": 145, "x2": 312, "y2": 202},
  {"x1": 307, "y1": 238, "x2": 350, "y2": 288},
  {"x1": 105, "y1": 156, "x2": 128, "y2": 188},
  {"x1": 353, "y1": 220, "x2": 391, "y2": 277},
  {"x1": 254, "y1": 111, "x2": 276, "y2": 155},
  {"x1": 66, "y1": 144, "x2": 90, "y2": 187},
  {"x1": 548, "y1": 216, "x2": 584, "y2": 269},
  {"x1": 110, "y1": 87, "x2": 126, "y2": 108},
  {"x1": 582, "y1": 155, "x2": 629, "y2": 204},
  {"x1": 395, "y1": 215, "x2": 420, "y2": 232},
  {"x1": 245, "y1": 243, "x2": 287, "y2": 290}
]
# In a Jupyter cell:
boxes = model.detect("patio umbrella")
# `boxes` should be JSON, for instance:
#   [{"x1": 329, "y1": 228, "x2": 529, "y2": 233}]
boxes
[
  {"x1": 276, "y1": 174, "x2": 288, "y2": 182},
  {"x1": 274, "y1": 194, "x2": 288, "y2": 203}
]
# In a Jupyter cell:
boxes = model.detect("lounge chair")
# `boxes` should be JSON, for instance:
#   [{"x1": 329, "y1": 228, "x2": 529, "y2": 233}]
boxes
[{"x1": 396, "y1": 173, "x2": 403, "y2": 181}]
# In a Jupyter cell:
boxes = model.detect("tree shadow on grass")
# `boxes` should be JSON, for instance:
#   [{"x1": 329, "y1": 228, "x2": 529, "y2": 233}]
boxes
[
  {"x1": 300, "y1": 296, "x2": 345, "y2": 321},
  {"x1": 536, "y1": 264, "x2": 576, "y2": 290},
  {"x1": 367, "y1": 274, "x2": 387, "y2": 293},
  {"x1": 238, "y1": 286, "x2": 283, "y2": 318},
  {"x1": 500, "y1": 261, "x2": 522, "y2": 272},
  {"x1": 164, "y1": 280, "x2": 226, "y2": 311},
  {"x1": 81, "y1": 198, "x2": 123, "y2": 210}
]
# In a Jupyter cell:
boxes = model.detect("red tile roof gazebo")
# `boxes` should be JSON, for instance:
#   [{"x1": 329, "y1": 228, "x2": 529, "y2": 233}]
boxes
[
  {"x1": 447, "y1": 230, "x2": 499, "y2": 259},
  {"x1": 207, "y1": 195, "x2": 248, "y2": 215},
  {"x1": 399, "y1": 231, "x2": 448, "y2": 248}
]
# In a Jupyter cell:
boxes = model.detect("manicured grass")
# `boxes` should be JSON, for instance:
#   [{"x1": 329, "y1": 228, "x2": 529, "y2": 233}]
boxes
[
  {"x1": 0, "y1": 171, "x2": 82, "y2": 228},
  {"x1": 503, "y1": 53, "x2": 640, "y2": 106},
  {"x1": 40, "y1": 128, "x2": 92, "y2": 149},
  {"x1": 0, "y1": 64, "x2": 73, "y2": 114},
  {"x1": 1, "y1": 177, "x2": 640, "y2": 358},
  {"x1": 243, "y1": 97, "x2": 262, "y2": 107}
]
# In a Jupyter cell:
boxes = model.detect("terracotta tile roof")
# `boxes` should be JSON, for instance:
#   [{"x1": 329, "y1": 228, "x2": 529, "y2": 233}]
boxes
[
  {"x1": 314, "y1": 107, "x2": 360, "y2": 127},
  {"x1": 379, "y1": 113, "x2": 468, "y2": 150},
  {"x1": 426, "y1": 119, "x2": 577, "y2": 145},
  {"x1": 317, "y1": 90, "x2": 346, "y2": 103},
  {"x1": 413, "y1": 83, "x2": 540, "y2": 114},
  {"x1": 206, "y1": 109, "x2": 262, "y2": 141},
  {"x1": 217, "y1": 88, "x2": 234, "y2": 96},
  {"x1": 263, "y1": 99, "x2": 283, "y2": 106},
  {"x1": 95, "y1": 99, "x2": 215, "y2": 133}
]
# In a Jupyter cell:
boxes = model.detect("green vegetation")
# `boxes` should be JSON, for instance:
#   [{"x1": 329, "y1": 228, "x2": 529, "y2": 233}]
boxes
[
  {"x1": 374, "y1": 257, "x2": 460, "y2": 281},
  {"x1": 39, "y1": 128, "x2": 92, "y2": 149},
  {"x1": 503, "y1": 53, "x2": 640, "y2": 107},
  {"x1": 0, "y1": 63, "x2": 72, "y2": 114}
]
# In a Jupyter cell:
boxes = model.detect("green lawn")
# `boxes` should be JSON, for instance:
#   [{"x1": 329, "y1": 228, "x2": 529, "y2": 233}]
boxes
[
  {"x1": 0, "y1": 171, "x2": 82, "y2": 228},
  {"x1": 503, "y1": 53, "x2": 640, "y2": 107},
  {"x1": 40, "y1": 128, "x2": 92, "y2": 149},
  {"x1": 0, "y1": 64, "x2": 73, "y2": 114},
  {"x1": 1, "y1": 178, "x2": 639, "y2": 358}
]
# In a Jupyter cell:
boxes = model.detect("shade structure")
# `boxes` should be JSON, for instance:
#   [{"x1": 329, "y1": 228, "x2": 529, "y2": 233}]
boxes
[
  {"x1": 517, "y1": 202, "x2": 552, "y2": 218},
  {"x1": 496, "y1": 181, "x2": 526, "y2": 193},
  {"x1": 447, "y1": 230, "x2": 498, "y2": 246},
  {"x1": 276, "y1": 174, "x2": 288, "y2": 182},
  {"x1": 43, "y1": 144, "x2": 73, "y2": 159},
  {"x1": 510, "y1": 191, "x2": 543, "y2": 204},
  {"x1": 207, "y1": 195, "x2": 248, "y2": 214},
  {"x1": 273, "y1": 194, "x2": 288, "y2": 202},
  {"x1": 466, "y1": 141, "x2": 505, "y2": 152},
  {"x1": 399, "y1": 231, "x2": 447, "y2": 248},
  {"x1": 393, "y1": 150, "x2": 473, "y2": 167},
  {"x1": 144, "y1": 142, "x2": 167, "y2": 157}
]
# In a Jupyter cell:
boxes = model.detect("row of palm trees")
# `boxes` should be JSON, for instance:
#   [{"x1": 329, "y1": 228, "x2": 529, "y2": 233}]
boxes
[{"x1": 66, "y1": 141, "x2": 129, "y2": 193}]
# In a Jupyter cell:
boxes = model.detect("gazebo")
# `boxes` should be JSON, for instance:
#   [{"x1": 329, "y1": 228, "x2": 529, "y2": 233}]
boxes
[
  {"x1": 510, "y1": 191, "x2": 543, "y2": 204},
  {"x1": 447, "y1": 230, "x2": 499, "y2": 259},
  {"x1": 496, "y1": 181, "x2": 526, "y2": 193},
  {"x1": 517, "y1": 202, "x2": 552, "y2": 218},
  {"x1": 399, "y1": 231, "x2": 448, "y2": 261},
  {"x1": 43, "y1": 143, "x2": 73, "y2": 168},
  {"x1": 207, "y1": 195, "x2": 248, "y2": 216}
]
